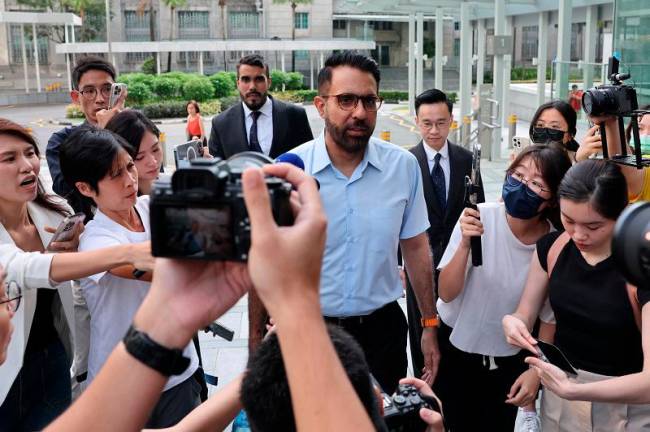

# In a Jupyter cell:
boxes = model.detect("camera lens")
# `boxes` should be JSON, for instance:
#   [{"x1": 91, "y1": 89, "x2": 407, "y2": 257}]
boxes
[
  {"x1": 582, "y1": 88, "x2": 617, "y2": 116},
  {"x1": 227, "y1": 151, "x2": 274, "y2": 173},
  {"x1": 612, "y1": 202, "x2": 650, "y2": 289}
]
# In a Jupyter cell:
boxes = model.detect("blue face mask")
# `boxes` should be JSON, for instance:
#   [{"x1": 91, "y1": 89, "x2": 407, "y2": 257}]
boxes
[
  {"x1": 502, "y1": 175, "x2": 546, "y2": 219},
  {"x1": 630, "y1": 135, "x2": 650, "y2": 155}
]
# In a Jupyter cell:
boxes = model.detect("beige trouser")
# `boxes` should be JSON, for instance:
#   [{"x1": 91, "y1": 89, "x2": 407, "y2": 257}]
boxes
[{"x1": 541, "y1": 368, "x2": 650, "y2": 431}]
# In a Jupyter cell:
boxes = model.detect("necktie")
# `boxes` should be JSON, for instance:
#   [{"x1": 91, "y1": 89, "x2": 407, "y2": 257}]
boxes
[
  {"x1": 249, "y1": 111, "x2": 263, "y2": 153},
  {"x1": 431, "y1": 153, "x2": 446, "y2": 211}
]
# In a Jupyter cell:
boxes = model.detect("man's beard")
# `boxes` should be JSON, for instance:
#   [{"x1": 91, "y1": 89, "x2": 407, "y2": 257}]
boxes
[
  {"x1": 325, "y1": 118, "x2": 374, "y2": 155},
  {"x1": 240, "y1": 90, "x2": 267, "y2": 111}
]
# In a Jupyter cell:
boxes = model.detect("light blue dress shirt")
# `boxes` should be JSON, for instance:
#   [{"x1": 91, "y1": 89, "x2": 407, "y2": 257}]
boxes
[{"x1": 291, "y1": 133, "x2": 430, "y2": 317}]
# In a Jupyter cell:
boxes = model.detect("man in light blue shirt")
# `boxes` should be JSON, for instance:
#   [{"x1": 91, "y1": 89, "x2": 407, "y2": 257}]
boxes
[{"x1": 290, "y1": 52, "x2": 440, "y2": 392}]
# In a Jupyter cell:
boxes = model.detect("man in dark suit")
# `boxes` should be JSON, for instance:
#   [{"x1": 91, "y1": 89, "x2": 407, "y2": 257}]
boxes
[
  {"x1": 406, "y1": 89, "x2": 485, "y2": 380},
  {"x1": 208, "y1": 54, "x2": 313, "y2": 160}
]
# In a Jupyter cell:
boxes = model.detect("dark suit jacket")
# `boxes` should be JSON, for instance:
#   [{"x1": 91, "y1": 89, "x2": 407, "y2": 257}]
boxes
[
  {"x1": 208, "y1": 96, "x2": 313, "y2": 160},
  {"x1": 410, "y1": 140, "x2": 485, "y2": 266}
]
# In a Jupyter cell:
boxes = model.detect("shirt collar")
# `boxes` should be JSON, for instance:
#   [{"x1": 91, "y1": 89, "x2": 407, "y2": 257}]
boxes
[
  {"x1": 242, "y1": 96, "x2": 273, "y2": 118},
  {"x1": 312, "y1": 133, "x2": 383, "y2": 174},
  {"x1": 423, "y1": 140, "x2": 449, "y2": 162}
]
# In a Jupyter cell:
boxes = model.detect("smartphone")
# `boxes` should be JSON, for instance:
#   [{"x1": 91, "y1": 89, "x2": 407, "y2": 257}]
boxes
[
  {"x1": 512, "y1": 136, "x2": 532, "y2": 155},
  {"x1": 173, "y1": 139, "x2": 204, "y2": 168},
  {"x1": 536, "y1": 340, "x2": 577, "y2": 376},
  {"x1": 108, "y1": 83, "x2": 127, "y2": 109},
  {"x1": 47, "y1": 213, "x2": 85, "y2": 248}
]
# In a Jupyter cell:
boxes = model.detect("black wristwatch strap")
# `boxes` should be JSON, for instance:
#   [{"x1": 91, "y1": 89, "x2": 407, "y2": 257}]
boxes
[{"x1": 123, "y1": 325, "x2": 190, "y2": 376}]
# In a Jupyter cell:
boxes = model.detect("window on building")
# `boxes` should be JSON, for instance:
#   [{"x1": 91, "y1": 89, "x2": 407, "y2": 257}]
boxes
[
  {"x1": 371, "y1": 44, "x2": 390, "y2": 66},
  {"x1": 369, "y1": 21, "x2": 392, "y2": 31},
  {"x1": 124, "y1": 10, "x2": 153, "y2": 63},
  {"x1": 521, "y1": 25, "x2": 538, "y2": 61},
  {"x1": 454, "y1": 21, "x2": 460, "y2": 31},
  {"x1": 570, "y1": 23, "x2": 584, "y2": 61},
  {"x1": 295, "y1": 12, "x2": 309, "y2": 30},
  {"x1": 229, "y1": 11, "x2": 260, "y2": 38},
  {"x1": 423, "y1": 22, "x2": 429, "y2": 31},
  {"x1": 453, "y1": 38, "x2": 460, "y2": 57},
  {"x1": 295, "y1": 50, "x2": 309, "y2": 60},
  {"x1": 10, "y1": 25, "x2": 48, "y2": 65},
  {"x1": 177, "y1": 11, "x2": 212, "y2": 65},
  {"x1": 333, "y1": 19, "x2": 346, "y2": 30}
]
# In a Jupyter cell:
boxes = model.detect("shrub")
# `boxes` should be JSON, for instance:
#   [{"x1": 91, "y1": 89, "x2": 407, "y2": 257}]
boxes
[
  {"x1": 209, "y1": 72, "x2": 236, "y2": 98},
  {"x1": 198, "y1": 99, "x2": 221, "y2": 116},
  {"x1": 125, "y1": 73, "x2": 156, "y2": 90},
  {"x1": 152, "y1": 77, "x2": 181, "y2": 99},
  {"x1": 285, "y1": 72, "x2": 305, "y2": 90},
  {"x1": 269, "y1": 69, "x2": 287, "y2": 91},
  {"x1": 226, "y1": 71, "x2": 237, "y2": 87},
  {"x1": 379, "y1": 91, "x2": 408, "y2": 102},
  {"x1": 272, "y1": 91, "x2": 304, "y2": 103},
  {"x1": 182, "y1": 78, "x2": 215, "y2": 102},
  {"x1": 127, "y1": 81, "x2": 153, "y2": 105},
  {"x1": 139, "y1": 101, "x2": 188, "y2": 119},
  {"x1": 65, "y1": 103, "x2": 84, "y2": 119},
  {"x1": 142, "y1": 57, "x2": 156, "y2": 75},
  {"x1": 219, "y1": 95, "x2": 240, "y2": 111}
]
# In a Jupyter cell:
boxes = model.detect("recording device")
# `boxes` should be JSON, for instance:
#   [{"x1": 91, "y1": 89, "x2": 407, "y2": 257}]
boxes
[
  {"x1": 581, "y1": 56, "x2": 649, "y2": 168},
  {"x1": 108, "y1": 83, "x2": 127, "y2": 109},
  {"x1": 536, "y1": 340, "x2": 577, "y2": 376},
  {"x1": 47, "y1": 213, "x2": 85, "y2": 248},
  {"x1": 464, "y1": 143, "x2": 483, "y2": 266},
  {"x1": 612, "y1": 202, "x2": 650, "y2": 289},
  {"x1": 512, "y1": 136, "x2": 532, "y2": 156},
  {"x1": 204, "y1": 321, "x2": 235, "y2": 341},
  {"x1": 379, "y1": 383, "x2": 443, "y2": 432},
  {"x1": 275, "y1": 152, "x2": 320, "y2": 189},
  {"x1": 149, "y1": 152, "x2": 293, "y2": 261},
  {"x1": 174, "y1": 139, "x2": 205, "y2": 168}
]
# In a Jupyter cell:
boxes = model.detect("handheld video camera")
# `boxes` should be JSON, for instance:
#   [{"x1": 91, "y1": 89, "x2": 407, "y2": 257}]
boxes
[
  {"x1": 464, "y1": 143, "x2": 483, "y2": 266},
  {"x1": 380, "y1": 383, "x2": 443, "y2": 432},
  {"x1": 582, "y1": 56, "x2": 649, "y2": 168},
  {"x1": 612, "y1": 202, "x2": 650, "y2": 290},
  {"x1": 149, "y1": 152, "x2": 293, "y2": 261}
]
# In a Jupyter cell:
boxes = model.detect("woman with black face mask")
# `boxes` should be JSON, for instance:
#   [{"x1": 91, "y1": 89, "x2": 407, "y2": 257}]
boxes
[
  {"x1": 434, "y1": 145, "x2": 572, "y2": 431},
  {"x1": 529, "y1": 100, "x2": 581, "y2": 158}
]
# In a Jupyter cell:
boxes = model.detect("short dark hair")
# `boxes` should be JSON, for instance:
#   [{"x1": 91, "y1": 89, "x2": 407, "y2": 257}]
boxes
[
  {"x1": 241, "y1": 325, "x2": 384, "y2": 432},
  {"x1": 558, "y1": 159, "x2": 628, "y2": 220},
  {"x1": 72, "y1": 56, "x2": 116, "y2": 90},
  {"x1": 529, "y1": 100, "x2": 577, "y2": 138},
  {"x1": 237, "y1": 54, "x2": 270, "y2": 78},
  {"x1": 415, "y1": 89, "x2": 453, "y2": 115},
  {"x1": 104, "y1": 109, "x2": 160, "y2": 156},
  {"x1": 317, "y1": 51, "x2": 381, "y2": 95}
]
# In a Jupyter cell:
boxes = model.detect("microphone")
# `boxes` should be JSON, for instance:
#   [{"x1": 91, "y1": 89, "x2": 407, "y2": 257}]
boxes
[{"x1": 275, "y1": 152, "x2": 319, "y2": 189}]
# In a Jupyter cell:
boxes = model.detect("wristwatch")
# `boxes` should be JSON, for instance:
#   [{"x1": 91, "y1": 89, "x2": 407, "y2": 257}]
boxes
[
  {"x1": 123, "y1": 325, "x2": 190, "y2": 376},
  {"x1": 421, "y1": 315, "x2": 441, "y2": 328}
]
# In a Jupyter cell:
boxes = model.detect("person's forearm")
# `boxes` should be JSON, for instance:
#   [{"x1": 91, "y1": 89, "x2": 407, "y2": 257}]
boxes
[
  {"x1": 160, "y1": 375, "x2": 243, "y2": 432},
  {"x1": 565, "y1": 372, "x2": 650, "y2": 404},
  {"x1": 401, "y1": 239, "x2": 436, "y2": 316},
  {"x1": 438, "y1": 244, "x2": 470, "y2": 302},
  {"x1": 49, "y1": 244, "x2": 138, "y2": 283},
  {"x1": 274, "y1": 298, "x2": 374, "y2": 432}
]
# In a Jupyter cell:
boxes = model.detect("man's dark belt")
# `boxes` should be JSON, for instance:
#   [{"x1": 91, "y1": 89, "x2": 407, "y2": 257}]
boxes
[{"x1": 324, "y1": 301, "x2": 398, "y2": 327}]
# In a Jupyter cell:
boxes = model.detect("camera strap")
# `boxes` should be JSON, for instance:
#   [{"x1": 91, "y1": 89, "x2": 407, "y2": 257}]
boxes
[{"x1": 547, "y1": 232, "x2": 642, "y2": 331}]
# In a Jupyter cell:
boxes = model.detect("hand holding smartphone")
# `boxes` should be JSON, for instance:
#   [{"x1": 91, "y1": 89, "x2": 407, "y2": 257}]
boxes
[
  {"x1": 108, "y1": 83, "x2": 128, "y2": 109},
  {"x1": 47, "y1": 213, "x2": 85, "y2": 250},
  {"x1": 535, "y1": 340, "x2": 577, "y2": 376}
]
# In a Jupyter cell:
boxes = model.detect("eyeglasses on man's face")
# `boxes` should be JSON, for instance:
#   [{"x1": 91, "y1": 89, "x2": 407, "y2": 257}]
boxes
[
  {"x1": 0, "y1": 281, "x2": 21, "y2": 313},
  {"x1": 76, "y1": 84, "x2": 113, "y2": 101},
  {"x1": 322, "y1": 93, "x2": 383, "y2": 112}
]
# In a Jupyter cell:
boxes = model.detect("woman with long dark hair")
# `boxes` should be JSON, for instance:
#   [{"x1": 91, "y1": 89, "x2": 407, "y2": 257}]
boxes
[
  {"x1": 528, "y1": 100, "x2": 580, "y2": 156},
  {"x1": 0, "y1": 119, "x2": 152, "y2": 430}
]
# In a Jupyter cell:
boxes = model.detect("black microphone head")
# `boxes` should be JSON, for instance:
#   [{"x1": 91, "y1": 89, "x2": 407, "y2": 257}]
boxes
[{"x1": 275, "y1": 152, "x2": 305, "y2": 170}]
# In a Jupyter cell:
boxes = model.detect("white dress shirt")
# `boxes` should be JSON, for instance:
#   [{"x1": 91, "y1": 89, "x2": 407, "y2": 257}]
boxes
[
  {"x1": 243, "y1": 97, "x2": 274, "y2": 156},
  {"x1": 423, "y1": 140, "x2": 451, "y2": 199}
]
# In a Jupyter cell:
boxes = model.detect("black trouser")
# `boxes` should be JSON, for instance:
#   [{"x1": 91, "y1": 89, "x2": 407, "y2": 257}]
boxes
[
  {"x1": 433, "y1": 321, "x2": 527, "y2": 432},
  {"x1": 325, "y1": 301, "x2": 408, "y2": 393}
]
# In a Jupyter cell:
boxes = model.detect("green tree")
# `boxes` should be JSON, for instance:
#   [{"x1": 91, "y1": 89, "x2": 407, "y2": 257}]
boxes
[
  {"x1": 161, "y1": 0, "x2": 187, "y2": 72},
  {"x1": 271, "y1": 0, "x2": 312, "y2": 72},
  {"x1": 16, "y1": 0, "x2": 106, "y2": 43},
  {"x1": 136, "y1": 0, "x2": 157, "y2": 43}
]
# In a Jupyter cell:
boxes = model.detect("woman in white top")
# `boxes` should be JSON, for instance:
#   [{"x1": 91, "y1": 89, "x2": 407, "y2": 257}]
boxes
[
  {"x1": 0, "y1": 119, "x2": 153, "y2": 431},
  {"x1": 59, "y1": 126, "x2": 200, "y2": 428},
  {"x1": 433, "y1": 144, "x2": 572, "y2": 431}
]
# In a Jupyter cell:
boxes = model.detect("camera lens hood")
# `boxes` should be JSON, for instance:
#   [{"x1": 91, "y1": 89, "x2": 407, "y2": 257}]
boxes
[{"x1": 612, "y1": 201, "x2": 650, "y2": 289}]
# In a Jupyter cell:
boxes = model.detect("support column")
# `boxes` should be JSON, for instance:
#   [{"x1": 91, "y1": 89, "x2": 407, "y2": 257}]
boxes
[
  {"x1": 71, "y1": 22, "x2": 76, "y2": 64},
  {"x1": 363, "y1": 21, "x2": 368, "y2": 40},
  {"x1": 416, "y1": 12, "x2": 424, "y2": 96},
  {"x1": 281, "y1": 52, "x2": 285, "y2": 72},
  {"x1": 310, "y1": 54, "x2": 314, "y2": 90},
  {"x1": 320, "y1": 51, "x2": 324, "y2": 69},
  {"x1": 583, "y1": 5, "x2": 597, "y2": 91},
  {"x1": 199, "y1": 52, "x2": 204, "y2": 75},
  {"x1": 556, "y1": 0, "x2": 573, "y2": 100},
  {"x1": 64, "y1": 25, "x2": 71, "y2": 91},
  {"x1": 536, "y1": 12, "x2": 548, "y2": 107},
  {"x1": 503, "y1": 16, "x2": 513, "y2": 131},
  {"x1": 408, "y1": 14, "x2": 416, "y2": 114},
  {"x1": 32, "y1": 23, "x2": 41, "y2": 93},
  {"x1": 21, "y1": 25, "x2": 29, "y2": 93},
  {"x1": 459, "y1": 2, "x2": 472, "y2": 128},
  {"x1": 435, "y1": 7, "x2": 443, "y2": 90},
  {"x1": 476, "y1": 19, "x2": 486, "y2": 93},
  {"x1": 156, "y1": 52, "x2": 161, "y2": 75},
  {"x1": 492, "y1": 0, "x2": 505, "y2": 160}
]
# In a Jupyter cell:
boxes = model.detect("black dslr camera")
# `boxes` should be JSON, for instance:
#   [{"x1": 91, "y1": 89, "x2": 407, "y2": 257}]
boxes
[
  {"x1": 150, "y1": 152, "x2": 293, "y2": 261},
  {"x1": 379, "y1": 383, "x2": 443, "y2": 432},
  {"x1": 612, "y1": 202, "x2": 650, "y2": 290}
]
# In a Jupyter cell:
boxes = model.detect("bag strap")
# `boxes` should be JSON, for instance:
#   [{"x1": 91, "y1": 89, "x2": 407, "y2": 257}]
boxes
[
  {"x1": 546, "y1": 232, "x2": 571, "y2": 279},
  {"x1": 626, "y1": 284, "x2": 642, "y2": 331}
]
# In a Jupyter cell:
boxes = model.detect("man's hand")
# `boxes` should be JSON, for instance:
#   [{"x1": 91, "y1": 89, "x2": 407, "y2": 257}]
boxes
[
  {"x1": 506, "y1": 368, "x2": 541, "y2": 407},
  {"x1": 525, "y1": 356, "x2": 576, "y2": 400},
  {"x1": 399, "y1": 377, "x2": 444, "y2": 432},
  {"x1": 420, "y1": 328, "x2": 440, "y2": 385},
  {"x1": 242, "y1": 163, "x2": 327, "y2": 321}
]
